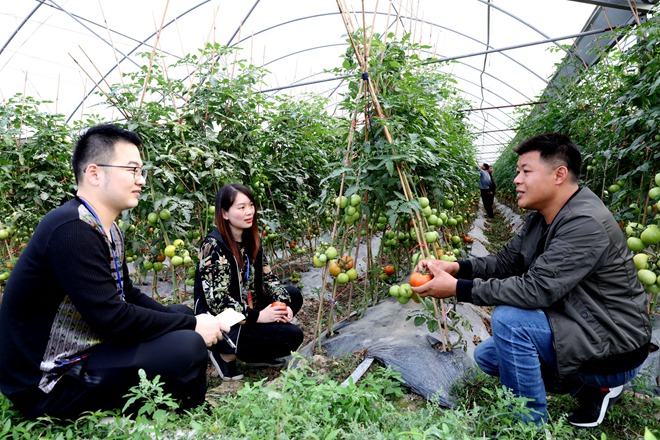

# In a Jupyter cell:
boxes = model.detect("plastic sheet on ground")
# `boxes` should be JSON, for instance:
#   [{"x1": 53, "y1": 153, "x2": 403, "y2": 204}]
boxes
[
  {"x1": 295, "y1": 202, "x2": 504, "y2": 406},
  {"x1": 299, "y1": 298, "x2": 491, "y2": 406}
]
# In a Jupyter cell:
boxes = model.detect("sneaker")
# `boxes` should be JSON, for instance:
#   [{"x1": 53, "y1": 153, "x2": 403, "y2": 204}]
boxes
[
  {"x1": 242, "y1": 358, "x2": 286, "y2": 368},
  {"x1": 208, "y1": 351, "x2": 243, "y2": 381},
  {"x1": 568, "y1": 385, "x2": 623, "y2": 428}
]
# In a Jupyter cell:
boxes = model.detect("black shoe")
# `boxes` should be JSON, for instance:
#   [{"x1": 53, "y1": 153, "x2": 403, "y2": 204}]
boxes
[
  {"x1": 568, "y1": 385, "x2": 623, "y2": 427},
  {"x1": 242, "y1": 358, "x2": 286, "y2": 368},
  {"x1": 208, "y1": 351, "x2": 244, "y2": 381}
]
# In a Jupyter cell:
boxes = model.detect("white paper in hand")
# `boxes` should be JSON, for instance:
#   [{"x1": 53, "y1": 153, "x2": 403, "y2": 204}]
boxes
[{"x1": 216, "y1": 309, "x2": 246, "y2": 328}]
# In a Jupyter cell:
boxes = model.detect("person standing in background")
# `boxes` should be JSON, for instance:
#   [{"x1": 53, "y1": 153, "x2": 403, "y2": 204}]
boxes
[
  {"x1": 486, "y1": 165, "x2": 496, "y2": 215},
  {"x1": 477, "y1": 162, "x2": 495, "y2": 218}
]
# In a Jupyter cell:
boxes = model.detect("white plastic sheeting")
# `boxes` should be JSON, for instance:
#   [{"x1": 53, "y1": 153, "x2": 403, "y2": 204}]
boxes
[{"x1": 1, "y1": 1, "x2": 599, "y2": 161}]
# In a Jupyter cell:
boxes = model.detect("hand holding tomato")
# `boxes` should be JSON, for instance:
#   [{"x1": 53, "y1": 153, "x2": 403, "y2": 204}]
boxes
[
  {"x1": 414, "y1": 259, "x2": 459, "y2": 277},
  {"x1": 410, "y1": 263, "x2": 458, "y2": 299},
  {"x1": 410, "y1": 271, "x2": 432, "y2": 287},
  {"x1": 259, "y1": 301, "x2": 292, "y2": 323}
]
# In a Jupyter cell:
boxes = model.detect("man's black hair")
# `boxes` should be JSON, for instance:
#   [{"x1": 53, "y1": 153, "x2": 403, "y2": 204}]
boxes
[
  {"x1": 71, "y1": 124, "x2": 142, "y2": 184},
  {"x1": 514, "y1": 133, "x2": 582, "y2": 181}
]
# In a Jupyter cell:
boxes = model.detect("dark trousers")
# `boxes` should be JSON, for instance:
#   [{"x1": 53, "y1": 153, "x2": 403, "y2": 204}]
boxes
[
  {"x1": 12, "y1": 306, "x2": 208, "y2": 420},
  {"x1": 480, "y1": 188, "x2": 495, "y2": 218},
  {"x1": 211, "y1": 285, "x2": 304, "y2": 362}
]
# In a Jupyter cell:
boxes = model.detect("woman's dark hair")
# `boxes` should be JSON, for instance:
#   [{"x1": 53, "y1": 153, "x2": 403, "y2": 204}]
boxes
[
  {"x1": 514, "y1": 133, "x2": 582, "y2": 181},
  {"x1": 214, "y1": 183, "x2": 260, "y2": 267},
  {"x1": 72, "y1": 124, "x2": 142, "y2": 184}
]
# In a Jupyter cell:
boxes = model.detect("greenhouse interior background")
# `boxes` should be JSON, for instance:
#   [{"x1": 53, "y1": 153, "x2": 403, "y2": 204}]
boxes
[
  {"x1": 3, "y1": 0, "x2": 655, "y2": 164},
  {"x1": 0, "y1": 1, "x2": 660, "y2": 438}
]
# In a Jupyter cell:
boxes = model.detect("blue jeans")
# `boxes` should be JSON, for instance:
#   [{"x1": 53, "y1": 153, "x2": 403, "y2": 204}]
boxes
[{"x1": 474, "y1": 305, "x2": 641, "y2": 425}]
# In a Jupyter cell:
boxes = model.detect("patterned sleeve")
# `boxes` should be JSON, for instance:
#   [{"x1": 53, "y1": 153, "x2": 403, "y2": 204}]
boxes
[
  {"x1": 261, "y1": 249, "x2": 290, "y2": 305},
  {"x1": 197, "y1": 237, "x2": 245, "y2": 316}
]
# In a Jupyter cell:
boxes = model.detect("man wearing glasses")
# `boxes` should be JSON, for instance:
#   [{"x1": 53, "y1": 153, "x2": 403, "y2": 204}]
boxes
[{"x1": 0, "y1": 124, "x2": 229, "y2": 420}]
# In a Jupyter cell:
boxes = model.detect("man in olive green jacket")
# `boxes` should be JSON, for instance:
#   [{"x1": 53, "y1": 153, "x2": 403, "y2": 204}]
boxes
[{"x1": 412, "y1": 133, "x2": 651, "y2": 426}]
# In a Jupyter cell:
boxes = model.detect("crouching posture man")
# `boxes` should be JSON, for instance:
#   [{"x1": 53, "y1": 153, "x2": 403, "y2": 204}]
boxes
[{"x1": 412, "y1": 133, "x2": 651, "y2": 426}]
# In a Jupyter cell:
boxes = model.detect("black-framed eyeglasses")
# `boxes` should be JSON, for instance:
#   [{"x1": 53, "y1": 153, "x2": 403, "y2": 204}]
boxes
[{"x1": 96, "y1": 164, "x2": 148, "y2": 181}]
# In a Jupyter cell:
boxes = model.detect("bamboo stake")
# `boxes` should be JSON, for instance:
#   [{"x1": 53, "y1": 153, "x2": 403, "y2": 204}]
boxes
[
  {"x1": 182, "y1": 6, "x2": 220, "y2": 107},
  {"x1": 313, "y1": 80, "x2": 366, "y2": 343},
  {"x1": 138, "y1": 0, "x2": 171, "y2": 108},
  {"x1": 337, "y1": 0, "x2": 450, "y2": 350},
  {"x1": 55, "y1": 75, "x2": 60, "y2": 115},
  {"x1": 69, "y1": 53, "x2": 130, "y2": 121},
  {"x1": 97, "y1": 0, "x2": 124, "y2": 84}
]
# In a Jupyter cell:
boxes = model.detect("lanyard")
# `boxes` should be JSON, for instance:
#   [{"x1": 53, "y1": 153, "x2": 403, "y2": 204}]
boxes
[
  {"x1": 78, "y1": 197, "x2": 125, "y2": 299},
  {"x1": 243, "y1": 254, "x2": 253, "y2": 308}
]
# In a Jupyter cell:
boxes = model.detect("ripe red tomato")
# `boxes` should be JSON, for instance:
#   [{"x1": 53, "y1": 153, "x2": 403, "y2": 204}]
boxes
[
  {"x1": 409, "y1": 272, "x2": 432, "y2": 287},
  {"x1": 271, "y1": 301, "x2": 286, "y2": 309},
  {"x1": 339, "y1": 255, "x2": 354, "y2": 270},
  {"x1": 384, "y1": 265, "x2": 395, "y2": 275}
]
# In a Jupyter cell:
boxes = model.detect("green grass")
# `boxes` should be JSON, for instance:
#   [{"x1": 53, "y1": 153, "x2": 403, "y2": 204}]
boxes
[
  {"x1": 1, "y1": 210, "x2": 658, "y2": 439},
  {"x1": 1, "y1": 356, "x2": 658, "y2": 439}
]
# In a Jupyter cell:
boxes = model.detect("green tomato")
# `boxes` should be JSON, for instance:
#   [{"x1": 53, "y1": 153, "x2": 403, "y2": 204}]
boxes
[
  {"x1": 336, "y1": 272, "x2": 350, "y2": 284},
  {"x1": 425, "y1": 231, "x2": 438, "y2": 243},
  {"x1": 389, "y1": 285, "x2": 401, "y2": 297},
  {"x1": 418, "y1": 197, "x2": 430, "y2": 209},
  {"x1": 324, "y1": 246, "x2": 338, "y2": 260},
  {"x1": 147, "y1": 212, "x2": 159, "y2": 225},
  {"x1": 350, "y1": 194, "x2": 361, "y2": 207},
  {"x1": 637, "y1": 269, "x2": 657, "y2": 286},
  {"x1": 649, "y1": 187, "x2": 660, "y2": 201},
  {"x1": 626, "y1": 222, "x2": 642, "y2": 237},
  {"x1": 313, "y1": 255, "x2": 326, "y2": 268},
  {"x1": 171, "y1": 256, "x2": 184, "y2": 267},
  {"x1": 608, "y1": 184, "x2": 621, "y2": 193},
  {"x1": 335, "y1": 196, "x2": 348, "y2": 209},
  {"x1": 346, "y1": 268, "x2": 358, "y2": 280},
  {"x1": 159, "y1": 209, "x2": 171, "y2": 221},
  {"x1": 164, "y1": 245, "x2": 176, "y2": 258},
  {"x1": 633, "y1": 253, "x2": 649, "y2": 270},
  {"x1": 640, "y1": 226, "x2": 660, "y2": 246},
  {"x1": 627, "y1": 237, "x2": 645, "y2": 252}
]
